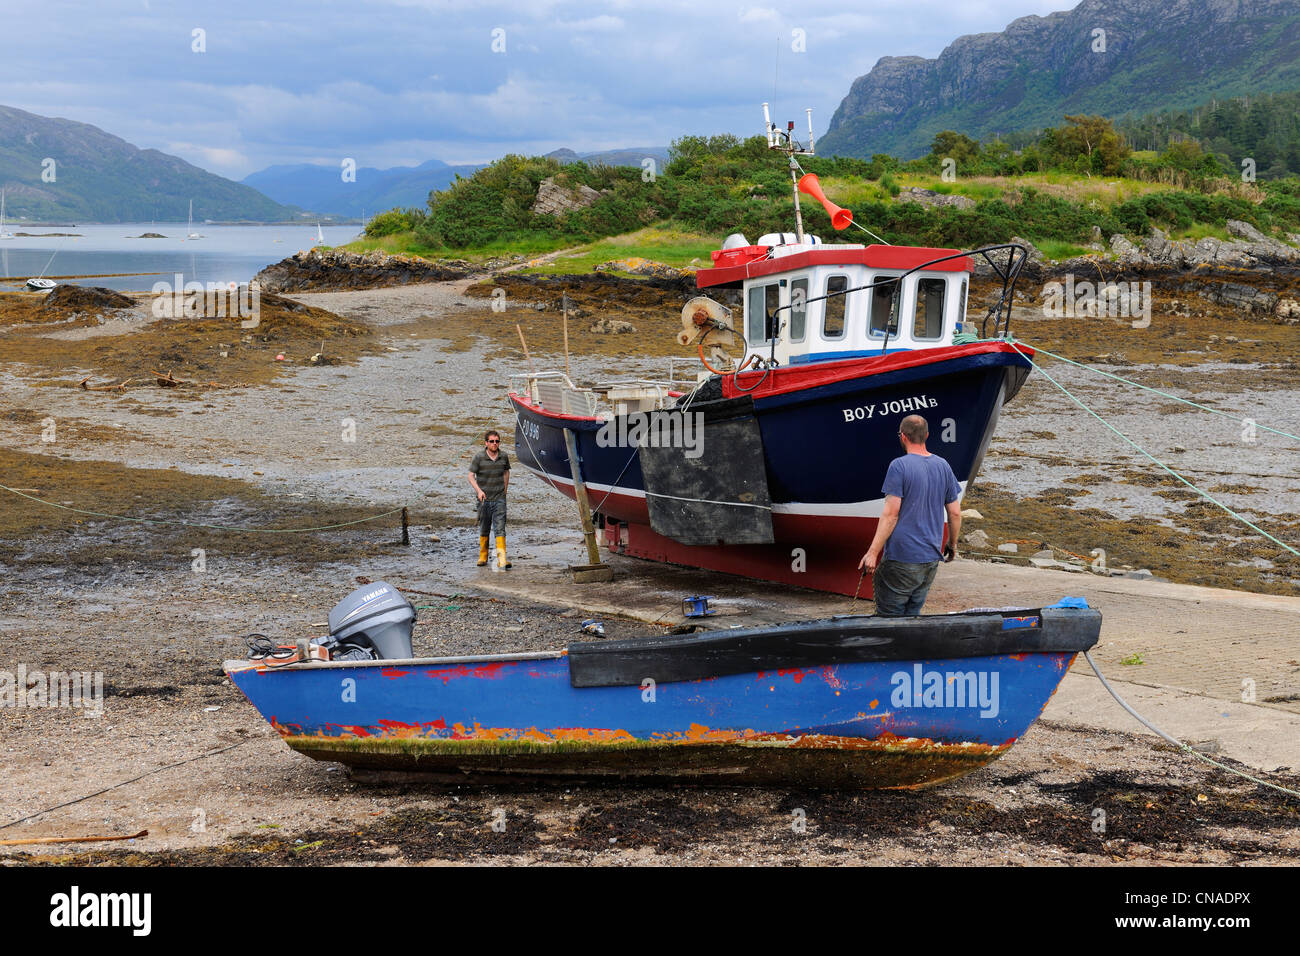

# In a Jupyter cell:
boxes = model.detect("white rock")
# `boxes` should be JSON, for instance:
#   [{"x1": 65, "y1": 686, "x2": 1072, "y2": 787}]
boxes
[{"x1": 997, "y1": 543, "x2": 1018, "y2": 554}]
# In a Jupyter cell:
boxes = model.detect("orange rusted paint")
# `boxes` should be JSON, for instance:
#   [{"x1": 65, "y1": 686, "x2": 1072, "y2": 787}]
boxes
[{"x1": 269, "y1": 717, "x2": 301, "y2": 738}]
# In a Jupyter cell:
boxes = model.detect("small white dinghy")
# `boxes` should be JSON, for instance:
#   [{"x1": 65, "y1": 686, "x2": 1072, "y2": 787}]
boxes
[{"x1": 26, "y1": 277, "x2": 56, "y2": 291}]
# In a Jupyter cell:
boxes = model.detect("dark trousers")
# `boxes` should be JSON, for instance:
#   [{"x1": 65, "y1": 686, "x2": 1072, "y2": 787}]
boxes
[
  {"x1": 477, "y1": 498, "x2": 507, "y2": 537},
  {"x1": 873, "y1": 558, "x2": 939, "y2": 616}
]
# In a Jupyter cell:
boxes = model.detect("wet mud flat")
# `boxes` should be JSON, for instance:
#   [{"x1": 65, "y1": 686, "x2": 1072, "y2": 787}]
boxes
[
  {"x1": 1, "y1": 523, "x2": 1297, "y2": 867},
  {"x1": 1, "y1": 272, "x2": 1298, "y2": 866}
]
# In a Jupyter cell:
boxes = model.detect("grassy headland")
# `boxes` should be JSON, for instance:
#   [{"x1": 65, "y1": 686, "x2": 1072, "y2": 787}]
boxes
[{"x1": 350, "y1": 110, "x2": 1300, "y2": 271}]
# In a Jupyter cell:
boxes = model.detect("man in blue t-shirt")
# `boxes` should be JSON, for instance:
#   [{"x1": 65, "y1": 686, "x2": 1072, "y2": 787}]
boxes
[{"x1": 858, "y1": 414, "x2": 962, "y2": 616}]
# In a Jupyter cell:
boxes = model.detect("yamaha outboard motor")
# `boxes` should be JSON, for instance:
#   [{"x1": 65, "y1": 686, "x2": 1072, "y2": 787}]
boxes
[{"x1": 324, "y1": 581, "x2": 416, "y2": 660}]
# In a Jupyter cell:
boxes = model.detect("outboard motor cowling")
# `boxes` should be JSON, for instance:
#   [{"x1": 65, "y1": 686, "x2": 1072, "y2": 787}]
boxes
[{"x1": 327, "y1": 581, "x2": 416, "y2": 660}]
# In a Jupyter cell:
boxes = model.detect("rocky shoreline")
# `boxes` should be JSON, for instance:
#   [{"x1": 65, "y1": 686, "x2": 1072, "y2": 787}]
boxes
[
  {"x1": 257, "y1": 238, "x2": 1300, "y2": 327},
  {"x1": 252, "y1": 248, "x2": 474, "y2": 293}
]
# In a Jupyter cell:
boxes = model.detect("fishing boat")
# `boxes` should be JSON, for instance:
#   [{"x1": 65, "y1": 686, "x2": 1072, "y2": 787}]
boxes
[
  {"x1": 224, "y1": 582, "x2": 1100, "y2": 789},
  {"x1": 25, "y1": 277, "x2": 56, "y2": 291},
  {"x1": 508, "y1": 106, "x2": 1033, "y2": 597}
]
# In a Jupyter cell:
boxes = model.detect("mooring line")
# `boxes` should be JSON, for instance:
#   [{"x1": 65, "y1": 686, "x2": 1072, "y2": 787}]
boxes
[
  {"x1": 0, "y1": 483, "x2": 403, "y2": 533},
  {"x1": 0, "y1": 740, "x2": 251, "y2": 831},
  {"x1": 1017, "y1": 337, "x2": 1300, "y2": 445},
  {"x1": 1083, "y1": 651, "x2": 1300, "y2": 800},
  {"x1": 1, "y1": 423, "x2": 498, "y2": 536},
  {"x1": 1007, "y1": 340, "x2": 1300, "y2": 559}
]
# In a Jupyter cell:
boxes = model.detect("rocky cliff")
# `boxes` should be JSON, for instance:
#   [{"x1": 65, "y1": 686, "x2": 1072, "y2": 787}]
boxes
[{"x1": 821, "y1": 0, "x2": 1300, "y2": 159}]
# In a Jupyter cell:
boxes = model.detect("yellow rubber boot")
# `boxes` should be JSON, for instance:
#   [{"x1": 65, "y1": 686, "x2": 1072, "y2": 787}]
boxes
[
  {"x1": 477, "y1": 536, "x2": 489, "y2": 567},
  {"x1": 495, "y1": 536, "x2": 511, "y2": 570}
]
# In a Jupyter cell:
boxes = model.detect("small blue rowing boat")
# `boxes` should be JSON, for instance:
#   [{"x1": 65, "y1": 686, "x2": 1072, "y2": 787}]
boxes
[{"x1": 225, "y1": 592, "x2": 1099, "y2": 789}]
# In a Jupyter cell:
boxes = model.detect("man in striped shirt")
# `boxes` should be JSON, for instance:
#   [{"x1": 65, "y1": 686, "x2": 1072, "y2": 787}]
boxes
[{"x1": 468, "y1": 429, "x2": 512, "y2": 570}]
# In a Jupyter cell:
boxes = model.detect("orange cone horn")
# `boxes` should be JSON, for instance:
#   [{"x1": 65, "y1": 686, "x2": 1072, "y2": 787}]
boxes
[{"x1": 797, "y1": 173, "x2": 853, "y2": 230}]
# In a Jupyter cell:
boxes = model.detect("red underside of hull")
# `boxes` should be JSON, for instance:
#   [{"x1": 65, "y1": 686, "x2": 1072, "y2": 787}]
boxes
[
  {"x1": 547, "y1": 482, "x2": 892, "y2": 598},
  {"x1": 604, "y1": 517, "x2": 878, "y2": 598}
]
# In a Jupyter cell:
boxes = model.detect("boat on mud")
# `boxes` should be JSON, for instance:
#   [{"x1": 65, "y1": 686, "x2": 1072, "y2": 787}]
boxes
[
  {"x1": 224, "y1": 582, "x2": 1101, "y2": 790},
  {"x1": 509, "y1": 107, "x2": 1033, "y2": 596}
]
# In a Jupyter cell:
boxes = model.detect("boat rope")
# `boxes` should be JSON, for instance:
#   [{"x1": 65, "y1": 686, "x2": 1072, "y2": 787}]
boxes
[
  {"x1": 0, "y1": 740, "x2": 251, "y2": 831},
  {"x1": 1016, "y1": 338, "x2": 1300, "y2": 445},
  {"x1": 643, "y1": 489, "x2": 770, "y2": 509},
  {"x1": 0, "y1": 425, "x2": 496, "y2": 536},
  {"x1": 0, "y1": 483, "x2": 404, "y2": 533},
  {"x1": 1006, "y1": 340, "x2": 1300, "y2": 559},
  {"x1": 1083, "y1": 651, "x2": 1300, "y2": 800}
]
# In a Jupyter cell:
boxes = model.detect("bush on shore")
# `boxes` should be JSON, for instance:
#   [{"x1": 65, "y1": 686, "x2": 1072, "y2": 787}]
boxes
[{"x1": 362, "y1": 114, "x2": 1300, "y2": 258}]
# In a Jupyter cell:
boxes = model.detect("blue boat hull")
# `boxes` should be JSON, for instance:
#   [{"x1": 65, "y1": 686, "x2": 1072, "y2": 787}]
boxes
[{"x1": 227, "y1": 648, "x2": 1077, "y2": 789}]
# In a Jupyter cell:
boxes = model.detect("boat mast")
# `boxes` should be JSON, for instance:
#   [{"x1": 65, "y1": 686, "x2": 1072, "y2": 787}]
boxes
[{"x1": 763, "y1": 104, "x2": 816, "y2": 243}]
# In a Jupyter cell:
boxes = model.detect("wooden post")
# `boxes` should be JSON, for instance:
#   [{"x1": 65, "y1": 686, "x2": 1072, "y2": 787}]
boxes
[
  {"x1": 561, "y1": 293, "x2": 571, "y2": 380},
  {"x1": 563, "y1": 427, "x2": 613, "y2": 583},
  {"x1": 516, "y1": 323, "x2": 533, "y2": 375}
]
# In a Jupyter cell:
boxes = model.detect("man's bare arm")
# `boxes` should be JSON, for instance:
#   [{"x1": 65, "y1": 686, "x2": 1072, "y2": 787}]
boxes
[
  {"x1": 945, "y1": 499, "x2": 962, "y2": 559},
  {"x1": 859, "y1": 495, "x2": 901, "y2": 573},
  {"x1": 468, "y1": 469, "x2": 485, "y2": 501}
]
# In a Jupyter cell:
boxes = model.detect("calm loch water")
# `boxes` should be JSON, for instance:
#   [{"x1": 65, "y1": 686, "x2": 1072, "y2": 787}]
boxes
[{"x1": 0, "y1": 223, "x2": 362, "y2": 292}]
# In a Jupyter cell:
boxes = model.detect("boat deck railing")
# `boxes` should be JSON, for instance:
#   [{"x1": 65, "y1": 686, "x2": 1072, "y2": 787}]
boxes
[{"x1": 513, "y1": 360, "x2": 711, "y2": 418}]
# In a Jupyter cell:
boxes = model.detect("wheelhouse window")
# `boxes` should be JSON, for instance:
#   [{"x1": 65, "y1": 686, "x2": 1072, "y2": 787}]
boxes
[
  {"x1": 747, "y1": 283, "x2": 779, "y2": 345},
  {"x1": 868, "y1": 273, "x2": 901, "y2": 338},
  {"x1": 789, "y1": 277, "x2": 808, "y2": 342},
  {"x1": 913, "y1": 277, "x2": 947, "y2": 340},
  {"x1": 823, "y1": 274, "x2": 849, "y2": 339}
]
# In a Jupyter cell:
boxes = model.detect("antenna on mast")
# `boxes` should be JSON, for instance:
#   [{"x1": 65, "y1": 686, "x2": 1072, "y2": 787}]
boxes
[{"x1": 762, "y1": 103, "x2": 816, "y2": 242}]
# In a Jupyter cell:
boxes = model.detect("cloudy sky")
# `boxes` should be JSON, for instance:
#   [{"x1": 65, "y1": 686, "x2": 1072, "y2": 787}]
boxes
[{"x1": 8, "y1": 0, "x2": 1069, "y2": 179}]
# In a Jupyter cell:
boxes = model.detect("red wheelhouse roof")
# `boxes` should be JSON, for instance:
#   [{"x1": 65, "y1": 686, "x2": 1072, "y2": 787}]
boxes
[{"x1": 695, "y1": 244, "x2": 972, "y2": 289}]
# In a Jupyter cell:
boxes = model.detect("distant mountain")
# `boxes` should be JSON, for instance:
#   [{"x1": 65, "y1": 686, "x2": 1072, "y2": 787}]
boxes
[
  {"x1": 820, "y1": 0, "x2": 1300, "y2": 159},
  {"x1": 0, "y1": 105, "x2": 298, "y2": 222},
  {"x1": 243, "y1": 159, "x2": 485, "y2": 218},
  {"x1": 246, "y1": 147, "x2": 670, "y2": 217},
  {"x1": 545, "y1": 147, "x2": 669, "y2": 167}
]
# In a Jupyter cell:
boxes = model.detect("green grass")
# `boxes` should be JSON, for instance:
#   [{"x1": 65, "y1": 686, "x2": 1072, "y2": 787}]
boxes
[
  {"x1": 346, "y1": 231, "x2": 568, "y2": 263},
  {"x1": 1168, "y1": 223, "x2": 1233, "y2": 242},
  {"x1": 1035, "y1": 239, "x2": 1097, "y2": 260},
  {"x1": 515, "y1": 227, "x2": 720, "y2": 275},
  {"x1": 347, "y1": 225, "x2": 723, "y2": 274}
]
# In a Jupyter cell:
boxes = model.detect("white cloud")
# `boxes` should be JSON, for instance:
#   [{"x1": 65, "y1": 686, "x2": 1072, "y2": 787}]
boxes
[{"x1": 7, "y1": 0, "x2": 1086, "y2": 178}]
